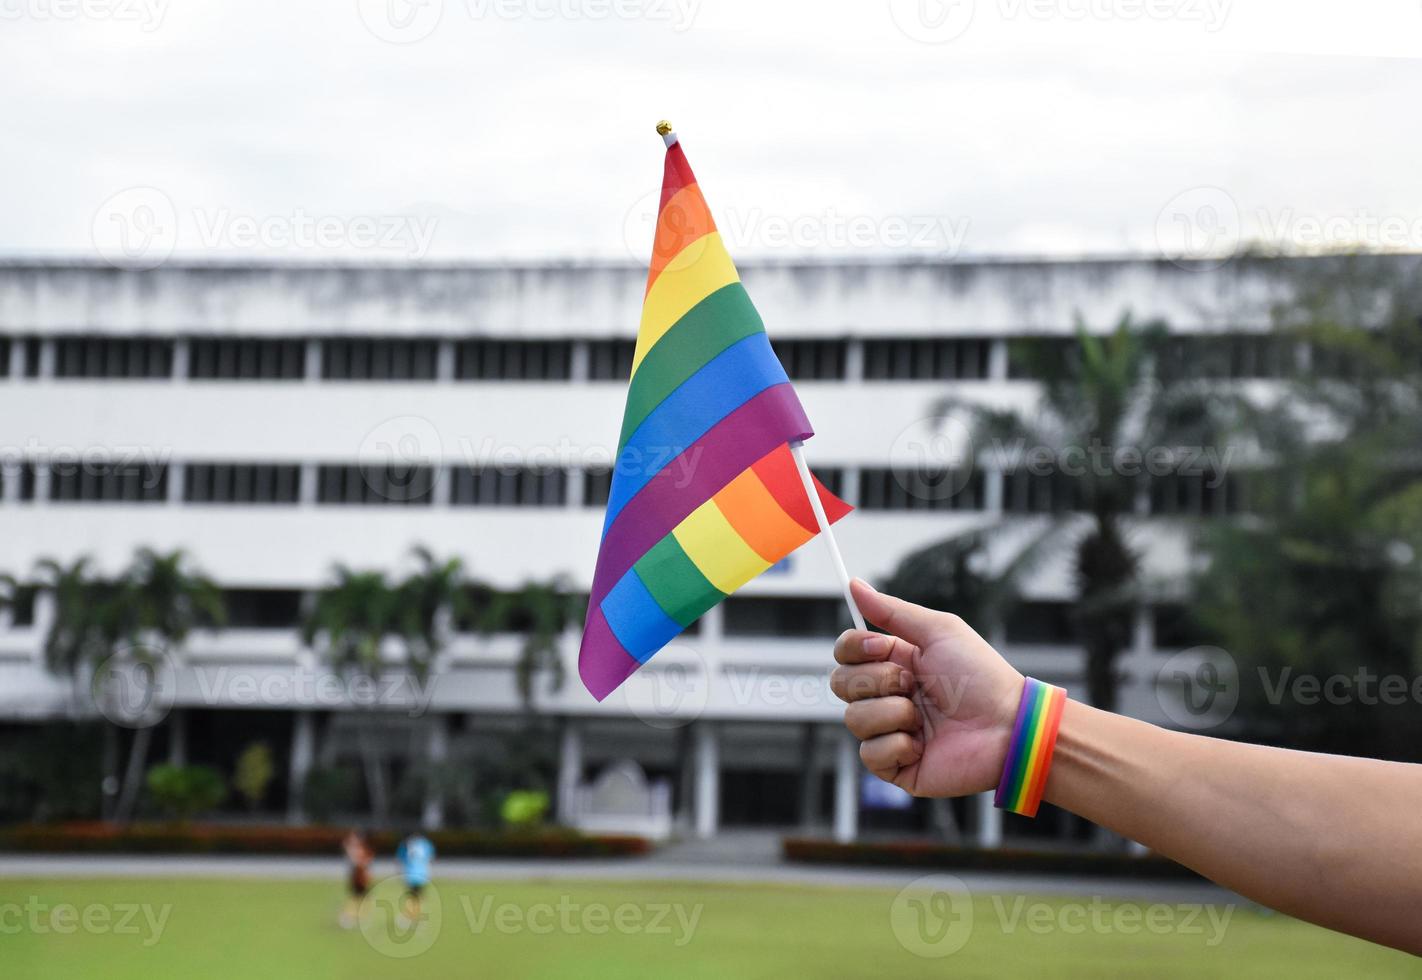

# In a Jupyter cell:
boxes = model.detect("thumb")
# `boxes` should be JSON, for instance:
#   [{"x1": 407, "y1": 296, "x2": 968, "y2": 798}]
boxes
[{"x1": 849, "y1": 579, "x2": 953, "y2": 647}]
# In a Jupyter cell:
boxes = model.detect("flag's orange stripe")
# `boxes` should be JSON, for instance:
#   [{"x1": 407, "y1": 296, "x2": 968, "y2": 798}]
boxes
[
  {"x1": 645, "y1": 184, "x2": 716, "y2": 296},
  {"x1": 712, "y1": 467, "x2": 815, "y2": 563}
]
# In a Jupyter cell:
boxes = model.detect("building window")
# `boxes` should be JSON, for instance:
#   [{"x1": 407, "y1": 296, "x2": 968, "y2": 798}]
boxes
[
  {"x1": 221, "y1": 589, "x2": 304, "y2": 630},
  {"x1": 587, "y1": 340, "x2": 635, "y2": 381},
  {"x1": 6, "y1": 586, "x2": 36, "y2": 627},
  {"x1": 46, "y1": 460, "x2": 168, "y2": 503},
  {"x1": 316, "y1": 464, "x2": 434, "y2": 505},
  {"x1": 54, "y1": 337, "x2": 174, "y2": 379},
  {"x1": 0, "y1": 337, "x2": 10, "y2": 378},
  {"x1": 1149, "y1": 469, "x2": 1248, "y2": 516},
  {"x1": 22, "y1": 338, "x2": 42, "y2": 378},
  {"x1": 449, "y1": 466, "x2": 568, "y2": 507},
  {"x1": 456, "y1": 340, "x2": 573, "y2": 381},
  {"x1": 1001, "y1": 469, "x2": 1088, "y2": 514},
  {"x1": 863, "y1": 338, "x2": 990, "y2": 380},
  {"x1": 185, "y1": 464, "x2": 302, "y2": 504},
  {"x1": 858, "y1": 468, "x2": 983, "y2": 511},
  {"x1": 582, "y1": 467, "x2": 613, "y2": 507},
  {"x1": 1153, "y1": 603, "x2": 1213, "y2": 649},
  {"x1": 321, "y1": 339, "x2": 438, "y2": 381},
  {"x1": 1005, "y1": 601, "x2": 1078, "y2": 645},
  {"x1": 1160, "y1": 335, "x2": 1292, "y2": 380},
  {"x1": 189, "y1": 338, "x2": 306, "y2": 380},
  {"x1": 723, "y1": 596, "x2": 847, "y2": 638},
  {"x1": 773, "y1": 340, "x2": 847, "y2": 380},
  {"x1": 17, "y1": 462, "x2": 36, "y2": 501}
]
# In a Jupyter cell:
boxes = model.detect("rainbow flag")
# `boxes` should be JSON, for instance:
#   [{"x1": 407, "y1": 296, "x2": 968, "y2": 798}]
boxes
[{"x1": 579, "y1": 128, "x2": 851, "y2": 701}]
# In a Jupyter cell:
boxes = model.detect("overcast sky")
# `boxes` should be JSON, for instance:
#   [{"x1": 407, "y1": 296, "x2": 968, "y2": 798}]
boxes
[{"x1": 3, "y1": 0, "x2": 1421, "y2": 266}]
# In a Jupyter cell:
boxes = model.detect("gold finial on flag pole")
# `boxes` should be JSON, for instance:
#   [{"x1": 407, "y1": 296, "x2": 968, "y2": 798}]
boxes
[{"x1": 655, "y1": 120, "x2": 678, "y2": 148}]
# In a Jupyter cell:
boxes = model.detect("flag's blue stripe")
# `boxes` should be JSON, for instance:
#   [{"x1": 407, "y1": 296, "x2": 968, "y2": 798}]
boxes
[
  {"x1": 602, "y1": 332, "x2": 788, "y2": 529},
  {"x1": 600, "y1": 567, "x2": 685, "y2": 663}
]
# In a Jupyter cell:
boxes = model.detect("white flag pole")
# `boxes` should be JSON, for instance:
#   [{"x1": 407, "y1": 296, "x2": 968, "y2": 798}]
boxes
[{"x1": 788, "y1": 439, "x2": 935, "y2": 739}]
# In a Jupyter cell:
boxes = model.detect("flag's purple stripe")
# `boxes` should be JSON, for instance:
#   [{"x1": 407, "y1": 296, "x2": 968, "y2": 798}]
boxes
[
  {"x1": 587, "y1": 382, "x2": 811, "y2": 611},
  {"x1": 578, "y1": 605, "x2": 643, "y2": 702},
  {"x1": 602, "y1": 333, "x2": 787, "y2": 530}
]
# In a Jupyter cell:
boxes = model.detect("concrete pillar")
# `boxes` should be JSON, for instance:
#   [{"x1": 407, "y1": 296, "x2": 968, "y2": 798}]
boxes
[
  {"x1": 422, "y1": 716, "x2": 449, "y2": 830},
  {"x1": 166, "y1": 462, "x2": 185, "y2": 505},
  {"x1": 37, "y1": 338, "x2": 55, "y2": 379},
  {"x1": 171, "y1": 338, "x2": 190, "y2": 381},
  {"x1": 569, "y1": 340, "x2": 590, "y2": 382},
  {"x1": 556, "y1": 718, "x2": 583, "y2": 826},
  {"x1": 298, "y1": 463, "x2": 319, "y2": 507},
  {"x1": 983, "y1": 468, "x2": 1004, "y2": 515},
  {"x1": 843, "y1": 338, "x2": 865, "y2": 383},
  {"x1": 167, "y1": 709, "x2": 188, "y2": 766},
  {"x1": 693, "y1": 722, "x2": 720, "y2": 839},
  {"x1": 988, "y1": 338, "x2": 1009, "y2": 380},
  {"x1": 975, "y1": 791, "x2": 1002, "y2": 849},
  {"x1": 304, "y1": 339, "x2": 323, "y2": 383},
  {"x1": 833, "y1": 732, "x2": 859, "y2": 843},
  {"x1": 435, "y1": 340, "x2": 456, "y2": 382},
  {"x1": 286, "y1": 710, "x2": 317, "y2": 824}
]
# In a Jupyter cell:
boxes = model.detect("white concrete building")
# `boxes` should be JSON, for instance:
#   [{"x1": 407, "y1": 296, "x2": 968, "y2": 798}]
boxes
[{"x1": 0, "y1": 254, "x2": 1392, "y2": 843}]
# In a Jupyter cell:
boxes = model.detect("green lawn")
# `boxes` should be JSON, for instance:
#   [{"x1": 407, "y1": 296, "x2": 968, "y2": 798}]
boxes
[{"x1": 0, "y1": 876, "x2": 1413, "y2": 979}]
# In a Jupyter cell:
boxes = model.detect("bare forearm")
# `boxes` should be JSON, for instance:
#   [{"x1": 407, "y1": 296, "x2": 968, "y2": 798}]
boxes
[{"x1": 1044, "y1": 700, "x2": 1422, "y2": 955}]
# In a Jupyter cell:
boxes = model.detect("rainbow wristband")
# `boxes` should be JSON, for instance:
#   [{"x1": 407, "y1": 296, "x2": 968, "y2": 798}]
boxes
[{"x1": 993, "y1": 677, "x2": 1067, "y2": 817}]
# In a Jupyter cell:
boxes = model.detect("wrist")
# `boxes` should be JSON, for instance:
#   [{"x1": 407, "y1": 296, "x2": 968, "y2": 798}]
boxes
[{"x1": 993, "y1": 677, "x2": 1067, "y2": 817}]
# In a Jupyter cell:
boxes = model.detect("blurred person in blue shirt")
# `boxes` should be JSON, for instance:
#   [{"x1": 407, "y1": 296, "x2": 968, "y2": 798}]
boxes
[{"x1": 396, "y1": 831, "x2": 435, "y2": 923}]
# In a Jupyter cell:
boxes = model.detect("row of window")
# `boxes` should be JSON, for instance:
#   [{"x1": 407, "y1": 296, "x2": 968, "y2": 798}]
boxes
[
  {"x1": 3, "y1": 334, "x2": 1322, "y2": 383},
  {"x1": 0, "y1": 582, "x2": 1208, "y2": 647},
  {"x1": 2, "y1": 460, "x2": 1249, "y2": 515}
]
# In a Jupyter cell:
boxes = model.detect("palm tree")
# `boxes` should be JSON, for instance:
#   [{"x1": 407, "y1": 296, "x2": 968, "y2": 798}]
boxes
[
  {"x1": 35, "y1": 550, "x2": 223, "y2": 824},
  {"x1": 112, "y1": 549, "x2": 224, "y2": 823},
  {"x1": 481, "y1": 575, "x2": 582, "y2": 708},
  {"x1": 301, "y1": 565, "x2": 400, "y2": 823},
  {"x1": 926, "y1": 314, "x2": 1232, "y2": 711}
]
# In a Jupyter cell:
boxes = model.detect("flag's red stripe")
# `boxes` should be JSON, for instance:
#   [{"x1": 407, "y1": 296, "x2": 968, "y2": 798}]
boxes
[
  {"x1": 659, "y1": 141, "x2": 698, "y2": 211},
  {"x1": 752, "y1": 444, "x2": 853, "y2": 533}
]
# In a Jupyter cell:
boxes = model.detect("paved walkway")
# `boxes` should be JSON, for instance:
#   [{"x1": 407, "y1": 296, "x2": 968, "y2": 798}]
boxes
[{"x1": 0, "y1": 848, "x2": 1241, "y2": 905}]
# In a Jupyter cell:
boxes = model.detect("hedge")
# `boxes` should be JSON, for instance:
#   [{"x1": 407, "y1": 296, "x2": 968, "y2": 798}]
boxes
[
  {"x1": 0, "y1": 822, "x2": 651, "y2": 858},
  {"x1": 782, "y1": 837, "x2": 1201, "y2": 880}
]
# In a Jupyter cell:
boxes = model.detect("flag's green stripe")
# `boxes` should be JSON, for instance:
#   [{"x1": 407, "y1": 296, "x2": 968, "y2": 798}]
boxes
[
  {"x1": 617, "y1": 283, "x2": 765, "y2": 452},
  {"x1": 632, "y1": 533, "x2": 725, "y2": 628},
  {"x1": 1007, "y1": 683, "x2": 1047, "y2": 808}
]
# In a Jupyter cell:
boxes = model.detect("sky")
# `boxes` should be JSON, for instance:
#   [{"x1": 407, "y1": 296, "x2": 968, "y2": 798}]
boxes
[{"x1": 3, "y1": 0, "x2": 1421, "y2": 266}]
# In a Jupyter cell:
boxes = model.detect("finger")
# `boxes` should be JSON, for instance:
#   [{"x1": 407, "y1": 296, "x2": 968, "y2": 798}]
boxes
[
  {"x1": 850, "y1": 578, "x2": 961, "y2": 648},
  {"x1": 830, "y1": 663, "x2": 913, "y2": 702},
  {"x1": 844, "y1": 696, "x2": 921, "y2": 740},
  {"x1": 833, "y1": 628, "x2": 919, "y2": 666},
  {"x1": 858, "y1": 731, "x2": 922, "y2": 777}
]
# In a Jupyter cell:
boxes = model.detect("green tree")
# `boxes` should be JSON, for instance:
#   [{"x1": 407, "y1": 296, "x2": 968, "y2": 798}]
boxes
[
  {"x1": 302, "y1": 565, "x2": 400, "y2": 823},
  {"x1": 918, "y1": 315, "x2": 1234, "y2": 711},
  {"x1": 233, "y1": 742, "x2": 276, "y2": 812},
  {"x1": 1194, "y1": 255, "x2": 1422, "y2": 759},
  {"x1": 481, "y1": 576, "x2": 583, "y2": 708}
]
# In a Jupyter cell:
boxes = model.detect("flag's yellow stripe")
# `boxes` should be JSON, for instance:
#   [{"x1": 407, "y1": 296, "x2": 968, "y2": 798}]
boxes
[
  {"x1": 671, "y1": 496, "x2": 770, "y2": 594},
  {"x1": 632, "y1": 231, "x2": 739, "y2": 375}
]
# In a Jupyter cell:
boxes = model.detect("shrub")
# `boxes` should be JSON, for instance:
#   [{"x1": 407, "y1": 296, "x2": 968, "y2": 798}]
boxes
[
  {"x1": 233, "y1": 743, "x2": 275, "y2": 812},
  {"x1": 145, "y1": 765, "x2": 226, "y2": 822}
]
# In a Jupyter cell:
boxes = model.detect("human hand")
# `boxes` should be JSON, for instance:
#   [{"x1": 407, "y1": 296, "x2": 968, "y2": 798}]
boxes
[{"x1": 831, "y1": 579, "x2": 1024, "y2": 797}]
